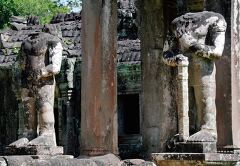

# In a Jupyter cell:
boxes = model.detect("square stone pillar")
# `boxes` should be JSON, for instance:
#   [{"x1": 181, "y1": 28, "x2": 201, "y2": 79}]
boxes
[
  {"x1": 138, "y1": 0, "x2": 178, "y2": 156},
  {"x1": 81, "y1": 0, "x2": 118, "y2": 156}
]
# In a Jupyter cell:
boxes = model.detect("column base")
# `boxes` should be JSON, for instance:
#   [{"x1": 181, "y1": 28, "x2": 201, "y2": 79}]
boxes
[{"x1": 81, "y1": 148, "x2": 117, "y2": 156}]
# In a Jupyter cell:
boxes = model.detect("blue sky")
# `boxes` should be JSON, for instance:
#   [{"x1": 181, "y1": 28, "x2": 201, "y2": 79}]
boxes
[{"x1": 60, "y1": 0, "x2": 81, "y2": 12}]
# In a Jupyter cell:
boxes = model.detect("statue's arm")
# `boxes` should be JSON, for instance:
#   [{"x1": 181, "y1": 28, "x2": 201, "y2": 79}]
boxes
[
  {"x1": 191, "y1": 31, "x2": 226, "y2": 59},
  {"x1": 190, "y1": 19, "x2": 227, "y2": 60},
  {"x1": 40, "y1": 41, "x2": 63, "y2": 77}
]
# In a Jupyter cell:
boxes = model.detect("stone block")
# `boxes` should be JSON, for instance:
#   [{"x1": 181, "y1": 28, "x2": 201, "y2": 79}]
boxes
[
  {"x1": 1, "y1": 41, "x2": 21, "y2": 49},
  {"x1": 31, "y1": 158, "x2": 98, "y2": 166},
  {"x1": 9, "y1": 16, "x2": 27, "y2": 24},
  {"x1": 67, "y1": 50, "x2": 81, "y2": 57},
  {"x1": 5, "y1": 145, "x2": 63, "y2": 155},
  {"x1": 152, "y1": 153, "x2": 240, "y2": 166},
  {"x1": 31, "y1": 155, "x2": 74, "y2": 160},
  {"x1": 2, "y1": 156, "x2": 33, "y2": 166},
  {"x1": 0, "y1": 158, "x2": 6, "y2": 166},
  {"x1": 119, "y1": 159, "x2": 157, "y2": 166},
  {"x1": 90, "y1": 153, "x2": 121, "y2": 165}
]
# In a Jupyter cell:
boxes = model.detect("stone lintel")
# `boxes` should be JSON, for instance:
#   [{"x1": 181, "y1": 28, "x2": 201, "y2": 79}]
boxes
[
  {"x1": 176, "y1": 142, "x2": 217, "y2": 153},
  {"x1": 152, "y1": 153, "x2": 240, "y2": 166}
]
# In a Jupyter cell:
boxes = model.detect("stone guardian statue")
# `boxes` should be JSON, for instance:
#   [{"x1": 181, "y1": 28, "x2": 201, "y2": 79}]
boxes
[
  {"x1": 6, "y1": 24, "x2": 63, "y2": 155},
  {"x1": 163, "y1": 11, "x2": 226, "y2": 143}
]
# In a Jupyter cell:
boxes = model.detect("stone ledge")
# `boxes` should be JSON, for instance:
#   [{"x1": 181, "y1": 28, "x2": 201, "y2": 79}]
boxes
[
  {"x1": 152, "y1": 153, "x2": 240, "y2": 166},
  {"x1": 176, "y1": 142, "x2": 217, "y2": 153}
]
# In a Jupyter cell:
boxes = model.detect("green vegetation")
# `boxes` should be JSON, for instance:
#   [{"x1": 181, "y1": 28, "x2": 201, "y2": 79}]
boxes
[
  {"x1": 0, "y1": 0, "x2": 82, "y2": 29},
  {"x1": 64, "y1": 39, "x2": 74, "y2": 45},
  {"x1": 117, "y1": 63, "x2": 141, "y2": 91},
  {"x1": 118, "y1": 64, "x2": 141, "y2": 77},
  {"x1": 12, "y1": 47, "x2": 20, "y2": 55}
]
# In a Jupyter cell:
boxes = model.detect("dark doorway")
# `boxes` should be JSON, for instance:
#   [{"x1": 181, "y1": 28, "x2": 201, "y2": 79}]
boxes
[
  {"x1": 118, "y1": 94, "x2": 140, "y2": 135},
  {"x1": 118, "y1": 93, "x2": 142, "y2": 159}
]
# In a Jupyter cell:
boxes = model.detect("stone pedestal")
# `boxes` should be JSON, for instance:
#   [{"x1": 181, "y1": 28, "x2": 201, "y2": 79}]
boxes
[
  {"x1": 152, "y1": 153, "x2": 240, "y2": 166},
  {"x1": 5, "y1": 145, "x2": 63, "y2": 156}
]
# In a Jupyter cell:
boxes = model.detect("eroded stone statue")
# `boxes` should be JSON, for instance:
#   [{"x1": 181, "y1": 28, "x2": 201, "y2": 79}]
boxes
[
  {"x1": 7, "y1": 24, "x2": 63, "y2": 154},
  {"x1": 163, "y1": 11, "x2": 226, "y2": 142}
]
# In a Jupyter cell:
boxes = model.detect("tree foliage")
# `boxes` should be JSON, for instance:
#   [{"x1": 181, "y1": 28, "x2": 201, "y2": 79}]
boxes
[{"x1": 0, "y1": 0, "x2": 73, "y2": 29}]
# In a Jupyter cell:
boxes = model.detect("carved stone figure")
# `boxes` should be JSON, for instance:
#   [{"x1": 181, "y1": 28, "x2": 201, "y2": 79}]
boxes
[
  {"x1": 7, "y1": 24, "x2": 63, "y2": 153},
  {"x1": 163, "y1": 11, "x2": 226, "y2": 142}
]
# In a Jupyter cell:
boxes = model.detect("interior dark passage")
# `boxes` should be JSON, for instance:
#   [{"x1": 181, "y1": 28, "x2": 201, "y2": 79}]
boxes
[
  {"x1": 118, "y1": 94, "x2": 142, "y2": 159},
  {"x1": 118, "y1": 94, "x2": 140, "y2": 135}
]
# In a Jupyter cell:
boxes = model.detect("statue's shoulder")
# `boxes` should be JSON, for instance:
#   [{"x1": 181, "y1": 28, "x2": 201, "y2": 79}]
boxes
[
  {"x1": 171, "y1": 11, "x2": 226, "y2": 30},
  {"x1": 200, "y1": 11, "x2": 224, "y2": 18},
  {"x1": 202, "y1": 11, "x2": 227, "y2": 31}
]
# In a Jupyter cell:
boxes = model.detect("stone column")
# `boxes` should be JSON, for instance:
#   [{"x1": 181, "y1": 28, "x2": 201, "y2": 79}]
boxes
[
  {"x1": 81, "y1": 0, "x2": 118, "y2": 156},
  {"x1": 177, "y1": 58, "x2": 189, "y2": 142},
  {"x1": 138, "y1": 0, "x2": 178, "y2": 156},
  {"x1": 231, "y1": 0, "x2": 240, "y2": 148}
]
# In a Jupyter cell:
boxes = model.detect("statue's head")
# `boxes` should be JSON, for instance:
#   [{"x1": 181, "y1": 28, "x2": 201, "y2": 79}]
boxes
[{"x1": 42, "y1": 24, "x2": 62, "y2": 38}]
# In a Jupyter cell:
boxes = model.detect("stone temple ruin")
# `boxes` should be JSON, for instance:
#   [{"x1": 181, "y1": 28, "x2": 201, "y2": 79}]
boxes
[{"x1": 1, "y1": 0, "x2": 240, "y2": 165}]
